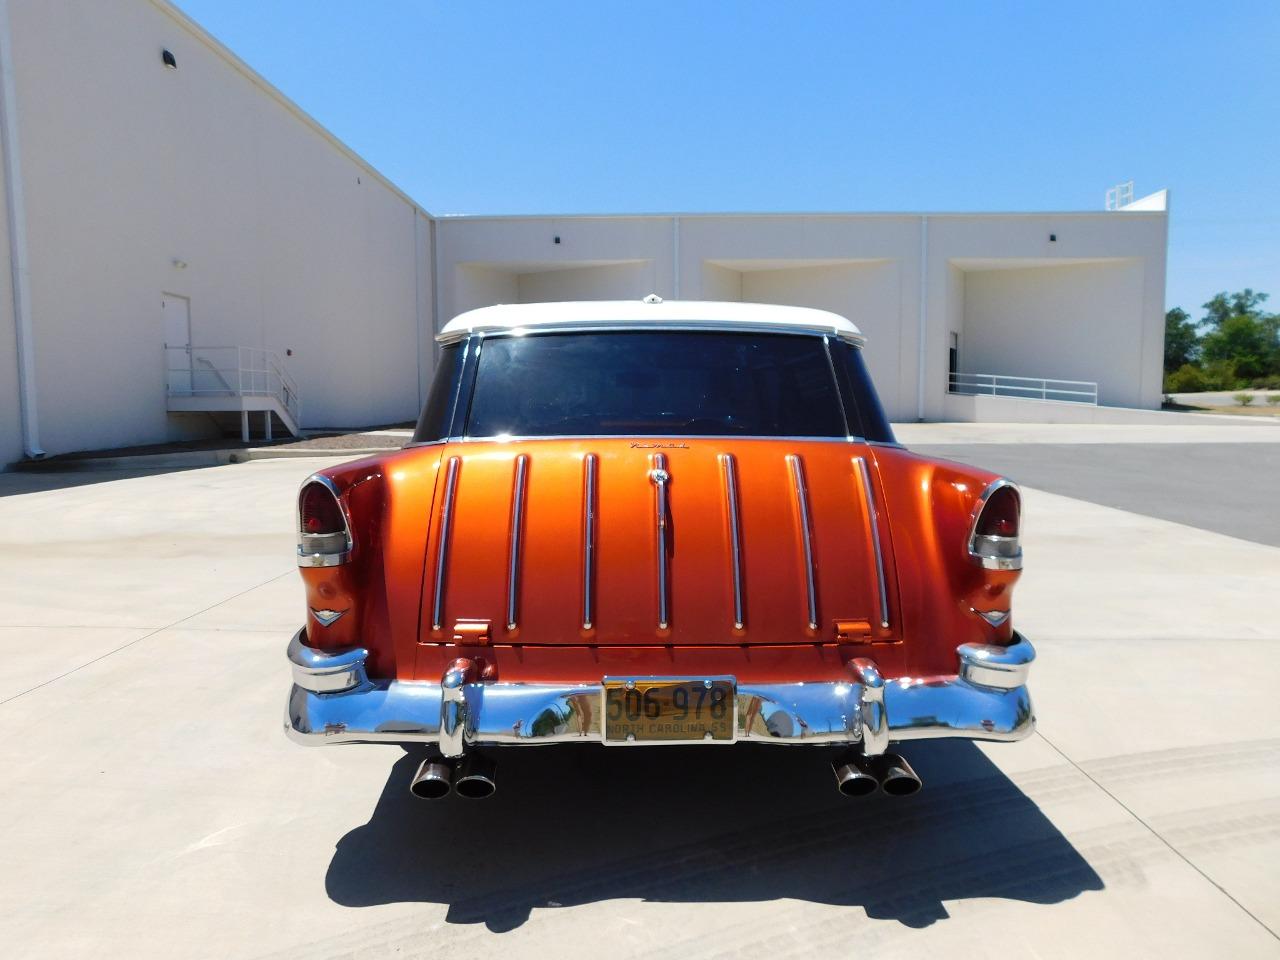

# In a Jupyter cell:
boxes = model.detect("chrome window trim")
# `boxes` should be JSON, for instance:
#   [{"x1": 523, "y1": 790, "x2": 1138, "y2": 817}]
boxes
[
  {"x1": 296, "y1": 473, "x2": 354, "y2": 568},
  {"x1": 967, "y1": 477, "x2": 1024, "y2": 571},
  {"x1": 407, "y1": 434, "x2": 867, "y2": 446},
  {"x1": 437, "y1": 322, "x2": 867, "y2": 348}
]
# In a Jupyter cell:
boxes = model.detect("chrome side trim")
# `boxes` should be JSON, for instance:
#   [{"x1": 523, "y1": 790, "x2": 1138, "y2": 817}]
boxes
[
  {"x1": 295, "y1": 473, "x2": 354, "y2": 568},
  {"x1": 786, "y1": 454, "x2": 818, "y2": 630},
  {"x1": 719, "y1": 453, "x2": 745, "y2": 630},
  {"x1": 431, "y1": 456, "x2": 461, "y2": 631},
  {"x1": 437, "y1": 321, "x2": 867, "y2": 348},
  {"x1": 651, "y1": 453, "x2": 671, "y2": 630},
  {"x1": 582, "y1": 453, "x2": 598, "y2": 630},
  {"x1": 285, "y1": 633, "x2": 1036, "y2": 747},
  {"x1": 454, "y1": 433, "x2": 864, "y2": 444},
  {"x1": 286, "y1": 628, "x2": 368, "y2": 694},
  {"x1": 506, "y1": 454, "x2": 528, "y2": 630},
  {"x1": 852, "y1": 456, "x2": 890, "y2": 629},
  {"x1": 968, "y1": 477, "x2": 1024, "y2": 571}
]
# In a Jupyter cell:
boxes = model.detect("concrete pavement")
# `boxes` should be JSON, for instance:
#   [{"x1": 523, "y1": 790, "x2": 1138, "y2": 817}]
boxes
[{"x1": 2, "y1": 442, "x2": 1278, "y2": 959}]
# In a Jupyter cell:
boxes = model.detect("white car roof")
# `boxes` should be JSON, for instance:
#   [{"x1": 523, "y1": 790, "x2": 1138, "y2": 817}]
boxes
[{"x1": 437, "y1": 298, "x2": 864, "y2": 344}]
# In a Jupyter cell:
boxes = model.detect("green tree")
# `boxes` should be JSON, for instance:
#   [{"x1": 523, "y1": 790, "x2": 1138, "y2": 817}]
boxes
[
  {"x1": 1163, "y1": 307, "x2": 1199, "y2": 372},
  {"x1": 1202, "y1": 289, "x2": 1269, "y2": 327},
  {"x1": 1201, "y1": 314, "x2": 1272, "y2": 380}
]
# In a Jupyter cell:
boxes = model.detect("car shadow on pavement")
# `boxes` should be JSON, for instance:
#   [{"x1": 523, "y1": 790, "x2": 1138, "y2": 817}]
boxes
[{"x1": 326, "y1": 740, "x2": 1101, "y2": 932}]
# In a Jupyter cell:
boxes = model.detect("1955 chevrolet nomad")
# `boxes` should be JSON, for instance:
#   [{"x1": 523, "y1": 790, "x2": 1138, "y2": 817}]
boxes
[{"x1": 285, "y1": 298, "x2": 1034, "y2": 799}]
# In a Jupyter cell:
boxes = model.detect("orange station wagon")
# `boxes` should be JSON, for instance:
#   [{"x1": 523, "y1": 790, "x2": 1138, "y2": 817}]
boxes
[{"x1": 285, "y1": 298, "x2": 1035, "y2": 799}]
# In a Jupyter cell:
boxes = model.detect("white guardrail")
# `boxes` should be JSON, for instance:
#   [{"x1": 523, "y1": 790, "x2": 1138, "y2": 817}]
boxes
[
  {"x1": 948, "y1": 372, "x2": 1098, "y2": 405},
  {"x1": 165, "y1": 345, "x2": 300, "y2": 423}
]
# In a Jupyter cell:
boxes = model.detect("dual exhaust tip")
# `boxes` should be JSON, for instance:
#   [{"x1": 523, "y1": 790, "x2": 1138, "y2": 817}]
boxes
[
  {"x1": 832, "y1": 752, "x2": 922, "y2": 797},
  {"x1": 409, "y1": 754, "x2": 496, "y2": 800},
  {"x1": 411, "y1": 751, "x2": 918, "y2": 800}
]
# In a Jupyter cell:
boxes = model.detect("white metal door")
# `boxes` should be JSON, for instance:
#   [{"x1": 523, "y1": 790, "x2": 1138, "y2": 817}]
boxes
[{"x1": 162, "y1": 293, "x2": 191, "y2": 393}]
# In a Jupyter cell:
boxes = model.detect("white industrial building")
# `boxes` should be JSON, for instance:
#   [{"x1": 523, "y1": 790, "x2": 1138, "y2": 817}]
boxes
[{"x1": 0, "y1": 0, "x2": 1171, "y2": 465}]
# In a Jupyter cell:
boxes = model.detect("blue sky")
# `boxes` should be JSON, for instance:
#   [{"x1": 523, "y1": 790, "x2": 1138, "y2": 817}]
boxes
[{"x1": 174, "y1": 0, "x2": 1279, "y2": 320}]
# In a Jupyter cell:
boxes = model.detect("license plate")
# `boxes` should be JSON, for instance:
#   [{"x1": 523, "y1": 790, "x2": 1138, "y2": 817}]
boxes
[{"x1": 602, "y1": 677, "x2": 736, "y2": 744}]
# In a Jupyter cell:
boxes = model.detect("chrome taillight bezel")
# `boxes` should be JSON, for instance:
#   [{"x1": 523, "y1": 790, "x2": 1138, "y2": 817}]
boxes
[
  {"x1": 967, "y1": 478, "x2": 1023, "y2": 571},
  {"x1": 297, "y1": 474, "x2": 354, "y2": 567}
]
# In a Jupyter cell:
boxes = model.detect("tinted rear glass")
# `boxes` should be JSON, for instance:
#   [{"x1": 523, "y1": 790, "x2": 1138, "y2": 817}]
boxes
[
  {"x1": 465, "y1": 331, "x2": 848, "y2": 437},
  {"x1": 831, "y1": 341, "x2": 896, "y2": 443},
  {"x1": 412, "y1": 341, "x2": 465, "y2": 442}
]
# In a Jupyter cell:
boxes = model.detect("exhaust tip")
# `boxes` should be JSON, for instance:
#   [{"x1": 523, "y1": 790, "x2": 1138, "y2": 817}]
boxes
[
  {"x1": 409, "y1": 756, "x2": 453, "y2": 800},
  {"x1": 833, "y1": 757, "x2": 879, "y2": 797},
  {"x1": 872, "y1": 752, "x2": 922, "y2": 797},
  {"x1": 454, "y1": 754, "x2": 497, "y2": 799}
]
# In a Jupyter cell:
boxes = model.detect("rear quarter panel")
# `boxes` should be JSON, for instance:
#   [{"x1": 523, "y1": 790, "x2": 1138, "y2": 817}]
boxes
[
  {"x1": 870, "y1": 445, "x2": 1021, "y2": 675},
  {"x1": 298, "y1": 447, "x2": 443, "y2": 678}
]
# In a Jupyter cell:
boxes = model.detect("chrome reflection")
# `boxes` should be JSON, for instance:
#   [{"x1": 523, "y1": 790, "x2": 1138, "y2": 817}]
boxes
[
  {"x1": 286, "y1": 628, "x2": 367, "y2": 693},
  {"x1": 286, "y1": 630, "x2": 1037, "y2": 749},
  {"x1": 439, "y1": 658, "x2": 476, "y2": 758}
]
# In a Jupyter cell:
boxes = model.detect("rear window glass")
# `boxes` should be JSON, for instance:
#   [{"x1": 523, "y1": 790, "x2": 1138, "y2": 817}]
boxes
[
  {"x1": 412, "y1": 341, "x2": 464, "y2": 442},
  {"x1": 831, "y1": 341, "x2": 896, "y2": 443},
  {"x1": 464, "y1": 331, "x2": 849, "y2": 438}
]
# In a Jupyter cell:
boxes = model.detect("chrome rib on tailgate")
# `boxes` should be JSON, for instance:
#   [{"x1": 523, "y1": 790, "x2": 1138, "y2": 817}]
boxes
[{"x1": 418, "y1": 438, "x2": 900, "y2": 646}]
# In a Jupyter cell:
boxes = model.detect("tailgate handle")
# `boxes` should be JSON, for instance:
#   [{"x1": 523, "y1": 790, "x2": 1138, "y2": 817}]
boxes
[
  {"x1": 452, "y1": 619, "x2": 491, "y2": 645},
  {"x1": 835, "y1": 619, "x2": 872, "y2": 641}
]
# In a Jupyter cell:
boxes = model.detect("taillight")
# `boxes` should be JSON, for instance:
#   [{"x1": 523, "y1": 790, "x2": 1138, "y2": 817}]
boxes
[
  {"x1": 297, "y1": 477, "x2": 351, "y2": 566},
  {"x1": 968, "y1": 481, "x2": 1022, "y2": 570}
]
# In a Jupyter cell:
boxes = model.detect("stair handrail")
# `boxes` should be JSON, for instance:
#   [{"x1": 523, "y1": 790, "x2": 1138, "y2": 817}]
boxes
[
  {"x1": 948, "y1": 371, "x2": 1098, "y2": 405},
  {"x1": 165, "y1": 344, "x2": 300, "y2": 425}
]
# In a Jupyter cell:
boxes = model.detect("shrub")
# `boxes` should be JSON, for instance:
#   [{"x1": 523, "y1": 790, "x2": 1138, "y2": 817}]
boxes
[
  {"x1": 1201, "y1": 359, "x2": 1242, "y2": 391},
  {"x1": 1268, "y1": 394, "x2": 1280, "y2": 407},
  {"x1": 1164, "y1": 364, "x2": 1207, "y2": 393},
  {"x1": 1233, "y1": 392, "x2": 1254, "y2": 406}
]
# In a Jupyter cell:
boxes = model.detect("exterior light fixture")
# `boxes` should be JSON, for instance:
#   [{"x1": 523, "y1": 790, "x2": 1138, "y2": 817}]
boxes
[
  {"x1": 1049, "y1": 234, "x2": 1057, "y2": 242},
  {"x1": 172, "y1": 258, "x2": 188, "y2": 269},
  {"x1": 553, "y1": 236, "x2": 561, "y2": 244},
  {"x1": 162, "y1": 49, "x2": 177, "y2": 69}
]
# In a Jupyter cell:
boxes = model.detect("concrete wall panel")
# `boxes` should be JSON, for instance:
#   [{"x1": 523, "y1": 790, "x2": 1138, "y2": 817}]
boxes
[
  {"x1": 517, "y1": 261, "x2": 652, "y2": 303},
  {"x1": 0, "y1": 154, "x2": 19, "y2": 463},
  {"x1": 962, "y1": 260, "x2": 1145, "y2": 407},
  {"x1": 6, "y1": 0, "x2": 427, "y2": 451},
  {"x1": 738, "y1": 261, "x2": 906, "y2": 419}
]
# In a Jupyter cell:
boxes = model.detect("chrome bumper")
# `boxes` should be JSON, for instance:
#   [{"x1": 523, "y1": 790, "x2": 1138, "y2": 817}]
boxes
[{"x1": 285, "y1": 630, "x2": 1034, "y2": 754}]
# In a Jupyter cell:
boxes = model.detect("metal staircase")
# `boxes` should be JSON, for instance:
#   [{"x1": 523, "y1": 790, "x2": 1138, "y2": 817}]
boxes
[{"x1": 165, "y1": 346, "x2": 301, "y2": 441}]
